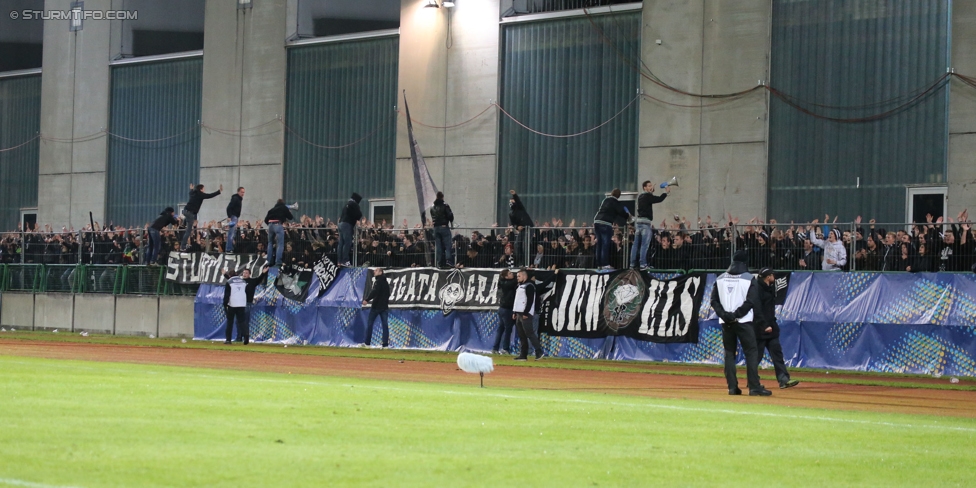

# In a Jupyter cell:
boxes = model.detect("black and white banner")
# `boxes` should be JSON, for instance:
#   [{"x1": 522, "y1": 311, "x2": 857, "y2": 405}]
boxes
[
  {"x1": 364, "y1": 267, "x2": 504, "y2": 313},
  {"x1": 165, "y1": 253, "x2": 267, "y2": 284},
  {"x1": 313, "y1": 256, "x2": 340, "y2": 294},
  {"x1": 541, "y1": 269, "x2": 705, "y2": 343}
]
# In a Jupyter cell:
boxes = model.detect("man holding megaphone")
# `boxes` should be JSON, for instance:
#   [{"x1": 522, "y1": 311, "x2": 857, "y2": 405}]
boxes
[{"x1": 632, "y1": 179, "x2": 671, "y2": 270}]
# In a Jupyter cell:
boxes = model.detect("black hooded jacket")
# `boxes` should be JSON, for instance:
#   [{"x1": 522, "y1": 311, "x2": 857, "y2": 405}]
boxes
[
  {"x1": 185, "y1": 188, "x2": 221, "y2": 214},
  {"x1": 593, "y1": 196, "x2": 628, "y2": 226},
  {"x1": 226, "y1": 193, "x2": 243, "y2": 219},
  {"x1": 264, "y1": 202, "x2": 294, "y2": 224},
  {"x1": 497, "y1": 275, "x2": 518, "y2": 310},
  {"x1": 365, "y1": 274, "x2": 391, "y2": 311},
  {"x1": 430, "y1": 198, "x2": 454, "y2": 227},
  {"x1": 508, "y1": 193, "x2": 533, "y2": 228},
  {"x1": 753, "y1": 279, "x2": 780, "y2": 340},
  {"x1": 340, "y1": 193, "x2": 363, "y2": 225},
  {"x1": 151, "y1": 210, "x2": 179, "y2": 231}
]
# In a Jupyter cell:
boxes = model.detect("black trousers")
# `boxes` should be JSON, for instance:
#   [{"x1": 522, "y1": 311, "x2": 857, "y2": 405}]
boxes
[
  {"x1": 722, "y1": 321, "x2": 762, "y2": 392},
  {"x1": 515, "y1": 314, "x2": 541, "y2": 358},
  {"x1": 757, "y1": 337, "x2": 791, "y2": 386},
  {"x1": 225, "y1": 306, "x2": 248, "y2": 344}
]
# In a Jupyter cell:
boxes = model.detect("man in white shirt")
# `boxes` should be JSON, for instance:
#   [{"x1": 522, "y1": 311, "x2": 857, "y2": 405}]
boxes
[
  {"x1": 513, "y1": 269, "x2": 543, "y2": 361},
  {"x1": 223, "y1": 271, "x2": 249, "y2": 345},
  {"x1": 709, "y1": 251, "x2": 771, "y2": 396}
]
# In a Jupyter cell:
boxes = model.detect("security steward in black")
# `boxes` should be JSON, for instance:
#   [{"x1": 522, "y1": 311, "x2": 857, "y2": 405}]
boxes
[
  {"x1": 754, "y1": 268, "x2": 800, "y2": 389},
  {"x1": 362, "y1": 268, "x2": 392, "y2": 348}
]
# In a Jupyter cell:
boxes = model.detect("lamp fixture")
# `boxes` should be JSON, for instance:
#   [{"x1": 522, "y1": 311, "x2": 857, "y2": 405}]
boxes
[
  {"x1": 425, "y1": 0, "x2": 440, "y2": 8},
  {"x1": 238, "y1": 0, "x2": 253, "y2": 9},
  {"x1": 443, "y1": 0, "x2": 455, "y2": 7},
  {"x1": 69, "y1": 1, "x2": 83, "y2": 31}
]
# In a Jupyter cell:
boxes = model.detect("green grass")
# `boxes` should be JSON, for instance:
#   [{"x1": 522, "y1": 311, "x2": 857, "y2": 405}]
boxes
[
  {"x1": 0, "y1": 355, "x2": 974, "y2": 487},
  {"x1": 3, "y1": 331, "x2": 975, "y2": 391}
]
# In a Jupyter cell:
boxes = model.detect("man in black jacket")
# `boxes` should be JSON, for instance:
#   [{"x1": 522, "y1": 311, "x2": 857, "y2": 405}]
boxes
[
  {"x1": 710, "y1": 251, "x2": 771, "y2": 396},
  {"x1": 264, "y1": 199, "x2": 294, "y2": 267},
  {"x1": 492, "y1": 269, "x2": 518, "y2": 354},
  {"x1": 513, "y1": 269, "x2": 543, "y2": 361},
  {"x1": 754, "y1": 268, "x2": 799, "y2": 389},
  {"x1": 509, "y1": 190, "x2": 533, "y2": 265},
  {"x1": 148, "y1": 207, "x2": 179, "y2": 265},
  {"x1": 181, "y1": 183, "x2": 222, "y2": 251},
  {"x1": 338, "y1": 193, "x2": 363, "y2": 266},
  {"x1": 362, "y1": 268, "x2": 391, "y2": 348},
  {"x1": 225, "y1": 187, "x2": 244, "y2": 254},
  {"x1": 631, "y1": 180, "x2": 669, "y2": 269},
  {"x1": 593, "y1": 188, "x2": 629, "y2": 270},
  {"x1": 431, "y1": 191, "x2": 455, "y2": 268}
]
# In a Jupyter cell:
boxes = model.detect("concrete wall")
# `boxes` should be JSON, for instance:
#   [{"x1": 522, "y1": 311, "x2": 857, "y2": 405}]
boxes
[
  {"x1": 394, "y1": 0, "x2": 500, "y2": 227},
  {"x1": 638, "y1": 0, "x2": 770, "y2": 223},
  {"x1": 114, "y1": 295, "x2": 159, "y2": 336},
  {"x1": 0, "y1": 293, "x2": 34, "y2": 329},
  {"x1": 158, "y1": 296, "x2": 195, "y2": 338},
  {"x1": 73, "y1": 294, "x2": 116, "y2": 333},
  {"x1": 37, "y1": 0, "x2": 114, "y2": 229},
  {"x1": 33, "y1": 293, "x2": 74, "y2": 331},
  {"x1": 948, "y1": 0, "x2": 976, "y2": 217},
  {"x1": 199, "y1": 0, "x2": 288, "y2": 225}
]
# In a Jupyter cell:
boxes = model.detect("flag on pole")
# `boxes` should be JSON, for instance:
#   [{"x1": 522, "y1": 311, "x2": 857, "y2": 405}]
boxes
[{"x1": 403, "y1": 91, "x2": 439, "y2": 225}]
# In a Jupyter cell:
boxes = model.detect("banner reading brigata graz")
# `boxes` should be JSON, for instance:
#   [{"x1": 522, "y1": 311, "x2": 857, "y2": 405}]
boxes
[
  {"x1": 165, "y1": 253, "x2": 268, "y2": 284},
  {"x1": 540, "y1": 270, "x2": 705, "y2": 343},
  {"x1": 365, "y1": 267, "x2": 504, "y2": 314}
]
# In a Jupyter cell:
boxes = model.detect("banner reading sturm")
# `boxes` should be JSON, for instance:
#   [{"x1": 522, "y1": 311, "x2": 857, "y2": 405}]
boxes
[
  {"x1": 541, "y1": 269, "x2": 705, "y2": 343},
  {"x1": 165, "y1": 253, "x2": 267, "y2": 284}
]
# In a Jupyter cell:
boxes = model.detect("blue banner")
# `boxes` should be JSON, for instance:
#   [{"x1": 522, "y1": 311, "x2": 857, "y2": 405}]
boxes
[{"x1": 195, "y1": 271, "x2": 976, "y2": 376}]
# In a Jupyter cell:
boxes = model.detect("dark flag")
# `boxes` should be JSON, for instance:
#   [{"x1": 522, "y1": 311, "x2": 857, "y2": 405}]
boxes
[
  {"x1": 403, "y1": 91, "x2": 439, "y2": 226},
  {"x1": 275, "y1": 264, "x2": 314, "y2": 302}
]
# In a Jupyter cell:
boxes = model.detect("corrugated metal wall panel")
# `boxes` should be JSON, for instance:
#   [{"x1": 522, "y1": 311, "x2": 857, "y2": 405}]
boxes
[
  {"x1": 497, "y1": 13, "x2": 640, "y2": 223},
  {"x1": 107, "y1": 58, "x2": 203, "y2": 226},
  {"x1": 0, "y1": 75, "x2": 41, "y2": 230},
  {"x1": 283, "y1": 37, "x2": 399, "y2": 221},
  {"x1": 768, "y1": 0, "x2": 949, "y2": 223}
]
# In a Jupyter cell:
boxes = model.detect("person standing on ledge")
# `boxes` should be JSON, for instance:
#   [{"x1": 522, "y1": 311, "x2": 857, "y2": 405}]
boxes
[
  {"x1": 263, "y1": 199, "x2": 294, "y2": 267},
  {"x1": 710, "y1": 250, "x2": 771, "y2": 397},
  {"x1": 593, "y1": 188, "x2": 629, "y2": 270},
  {"x1": 338, "y1": 193, "x2": 363, "y2": 266},
  {"x1": 148, "y1": 207, "x2": 179, "y2": 265},
  {"x1": 362, "y1": 267, "x2": 391, "y2": 348},
  {"x1": 508, "y1": 190, "x2": 533, "y2": 266},
  {"x1": 754, "y1": 268, "x2": 799, "y2": 389},
  {"x1": 223, "y1": 270, "x2": 248, "y2": 345},
  {"x1": 181, "y1": 183, "x2": 222, "y2": 251},
  {"x1": 513, "y1": 268, "x2": 543, "y2": 361},
  {"x1": 632, "y1": 180, "x2": 669, "y2": 270},
  {"x1": 430, "y1": 191, "x2": 455, "y2": 269},
  {"x1": 225, "y1": 187, "x2": 244, "y2": 254}
]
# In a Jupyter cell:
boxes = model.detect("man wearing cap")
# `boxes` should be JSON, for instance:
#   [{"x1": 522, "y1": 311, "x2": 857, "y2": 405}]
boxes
[
  {"x1": 807, "y1": 223, "x2": 847, "y2": 271},
  {"x1": 754, "y1": 268, "x2": 800, "y2": 389},
  {"x1": 710, "y1": 250, "x2": 771, "y2": 396},
  {"x1": 631, "y1": 180, "x2": 669, "y2": 270}
]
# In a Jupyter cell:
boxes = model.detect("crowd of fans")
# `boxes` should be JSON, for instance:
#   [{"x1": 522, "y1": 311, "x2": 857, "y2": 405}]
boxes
[{"x1": 2, "y1": 210, "x2": 974, "y2": 273}]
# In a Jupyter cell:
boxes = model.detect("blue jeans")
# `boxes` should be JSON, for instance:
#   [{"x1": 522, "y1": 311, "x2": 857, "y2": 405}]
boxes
[
  {"x1": 180, "y1": 209, "x2": 197, "y2": 250},
  {"x1": 225, "y1": 216, "x2": 239, "y2": 253},
  {"x1": 493, "y1": 308, "x2": 515, "y2": 352},
  {"x1": 338, "y1": 222, "x2": 354, "y2": 264},
  {"x1": 147, "y1": 227, "x2": 162, "y2": 264},
  {"x1": 594, "y1": 223, "x2": 613, "y2": 268},
  {"x1": 366, "y1": 309, "x2": 389, "y2": 347},
  {"x1": 267, "y1": 223, "x2": 284, "y2": 266},
  {"x1": 630, "y1": 221, "x2": 653, "y2": 268},
  {"x1": 433, "y1": 226, "x2": 453, "y2": 267}
]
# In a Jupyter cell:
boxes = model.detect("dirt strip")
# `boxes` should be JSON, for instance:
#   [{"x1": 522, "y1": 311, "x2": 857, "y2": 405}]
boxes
[{"x1": 3, "y1": 339, "x2": 975, "y2": 418}]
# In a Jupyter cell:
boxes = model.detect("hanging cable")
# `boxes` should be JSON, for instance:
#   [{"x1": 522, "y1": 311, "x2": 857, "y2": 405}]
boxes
[{"x1": 495, "y1": 94, "x2": 640, "y2": 138}]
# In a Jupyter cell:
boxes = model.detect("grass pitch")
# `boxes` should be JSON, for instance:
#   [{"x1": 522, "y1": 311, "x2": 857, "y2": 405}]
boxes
[{"x1": 0, "y1": 355, "x2": 974, "y2": 487}]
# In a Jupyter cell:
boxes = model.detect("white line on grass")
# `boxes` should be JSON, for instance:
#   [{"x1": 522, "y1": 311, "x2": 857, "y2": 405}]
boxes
[
  {"x1": 8, "y1": 358, "x2": 976, "y2": 434},
  {"x1": 0, "y1": 478, "x2": 81, "y2": 488}
]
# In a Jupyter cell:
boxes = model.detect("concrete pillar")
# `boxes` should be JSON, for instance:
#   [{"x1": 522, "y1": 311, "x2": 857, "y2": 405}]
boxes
[
  {"x1": 37, "y1": 0, "x2": 113, "y2": 228},
  {"x1": 638, "y1": 0, "x2": 770, "y2": 223},
  {"x1": 948, "y1": 1, "x2": 976, "y2": 217},
  {"x1": 199, "y1": 0, "x2": 288, "y2": 224},
  {"x1": 395, "y1": 0, "x2": 500, "y2": 228}
]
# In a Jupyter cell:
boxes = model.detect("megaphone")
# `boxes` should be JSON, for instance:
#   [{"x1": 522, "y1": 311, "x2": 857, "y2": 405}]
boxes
[
  {"x1": 286, "y1": 202, "x2": 299, "y2": 211},
  {"x1": 659, "y1": 176, "x2": 679, "y2": 189}
]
